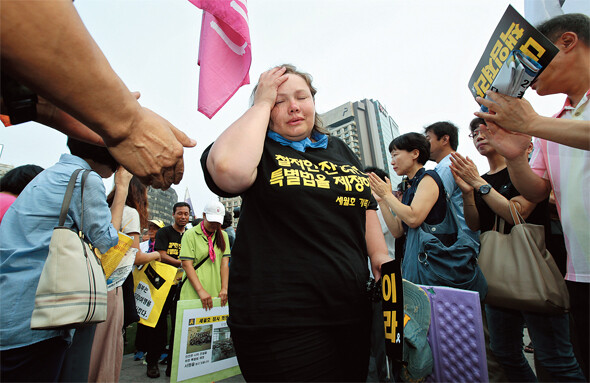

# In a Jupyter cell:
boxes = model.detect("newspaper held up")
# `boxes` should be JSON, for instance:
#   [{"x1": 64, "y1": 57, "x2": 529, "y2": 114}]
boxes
[
  {"x1": 468, "y1": 5, "x2": 559, "y2": 106},
  {"x1": 480, "y1": 50, "x2": 542, "y2": 112}
]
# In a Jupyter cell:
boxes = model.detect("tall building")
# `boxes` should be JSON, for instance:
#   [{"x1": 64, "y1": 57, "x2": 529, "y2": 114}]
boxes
[
  {"x1": 220, "y1": 196, "x2": 241, "y2": 229},
  {"x1": 320, "y1": 99, "x2": 401, "y2": 185},
  {"x1": 0, "y1": 164, "x2": 15, "y2": 179},
  {"x1": 147, "y1": 186, "x2": 178, "y2": 227}
]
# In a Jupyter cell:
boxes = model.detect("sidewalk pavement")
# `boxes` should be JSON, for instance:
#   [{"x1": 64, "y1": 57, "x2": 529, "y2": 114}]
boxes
[
  {"x1": 120, "y1": 330, "x2": 535, "y2": 382},
  {"x1": 119, "y1": 354, "x2": 244, "y2": 383}
]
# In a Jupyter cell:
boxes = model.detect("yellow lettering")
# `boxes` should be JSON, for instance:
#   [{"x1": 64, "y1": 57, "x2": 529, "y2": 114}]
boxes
[
  {"x1": 519, "y1": 37, "x2": 546, "y2": 62},
  {"x1": 382, "y1": 274, "x2": 391, "y2": 301}
]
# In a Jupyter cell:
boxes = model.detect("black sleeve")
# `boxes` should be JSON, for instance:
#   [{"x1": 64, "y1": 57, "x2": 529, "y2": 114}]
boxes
[
  {"x1": 200, "y1": 142, "x2": 242, "y2": 198},
  {"x1": 153, "y1": 227, "x2": 168, "y2": 252}
]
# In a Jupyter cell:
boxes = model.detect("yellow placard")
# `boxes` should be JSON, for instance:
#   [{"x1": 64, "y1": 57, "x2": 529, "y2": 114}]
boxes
[{"x1": 100, "y1": 232, "x2": 133, "y2": 278}]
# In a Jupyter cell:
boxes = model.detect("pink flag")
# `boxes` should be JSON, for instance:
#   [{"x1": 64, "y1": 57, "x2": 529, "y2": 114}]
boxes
[{"x1": 189, "y1": 0, "x2": 251, "y2": 119}]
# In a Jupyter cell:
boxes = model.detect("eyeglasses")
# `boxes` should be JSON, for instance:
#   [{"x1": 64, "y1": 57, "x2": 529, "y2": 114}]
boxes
[{"x1": 468, "y1": 129, "x2": 483, "y2": 139}]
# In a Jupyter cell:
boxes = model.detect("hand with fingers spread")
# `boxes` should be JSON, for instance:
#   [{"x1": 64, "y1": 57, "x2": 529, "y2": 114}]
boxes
[
  {"x1": 475, "y1": 91, "x2": 539, "y2": 134},
  {"x1": 253, "y1": 66, "x2": 289, "y2": 109}
]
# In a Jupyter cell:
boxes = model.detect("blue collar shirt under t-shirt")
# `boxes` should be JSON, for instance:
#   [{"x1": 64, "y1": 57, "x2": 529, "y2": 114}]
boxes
[
  {"x1": 0, "y1": 154, "x2": 119, "y2": 351},
  {"x1": 435, "y1": 154, "x2": 480, "y2": 242},
  {"x1": 267, "y1": 130, "x2": 328, "y2": 152}
]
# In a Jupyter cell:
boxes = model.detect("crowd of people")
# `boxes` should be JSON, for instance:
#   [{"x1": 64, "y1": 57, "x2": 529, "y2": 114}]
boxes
[{"x1": 0, "y1": 8, "x2": 588, "y2": 383}]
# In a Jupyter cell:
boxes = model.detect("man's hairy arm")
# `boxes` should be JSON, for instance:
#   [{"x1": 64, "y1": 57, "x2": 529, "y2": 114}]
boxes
[{"x1": 1, "y1": 0, "x2": 196, "y2": 188}]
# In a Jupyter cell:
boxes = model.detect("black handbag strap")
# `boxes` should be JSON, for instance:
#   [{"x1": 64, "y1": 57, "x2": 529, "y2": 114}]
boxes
[
  {"x1": 57, "y1": 169, "x2": 92, "y2": 232},
  {"x1": 176, "y1": 256, "x2": 209, "y2": 301},
  {"x1": 181, "y1": 256, "x2": 209, "y2": 284}
]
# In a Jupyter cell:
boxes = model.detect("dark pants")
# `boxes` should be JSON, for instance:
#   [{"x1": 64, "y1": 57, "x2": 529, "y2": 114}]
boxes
[
  {"x1": 1, "y1": 337, "x2": 68, "y2": 382},
  {"x1": 567, "y1": 280, "x2": 590, "y2": 380},
  {"x1": 231, "y1": 320, "x2": 371, "y2": 382},
  {"x1": 58, "y1": 325, "x2": 96, "y2": 382},
  {"x1": 165, "y1": 297, "x2": 178, "y2": 375},
  {"x1": 367, "y1": 301, "x2": 389, "y2": 382},
  {"x1": 144, "y1": 285, "x2": 176, "y2": 366},
  {"x1": 486, "y1": 305, "x2": 585, "y2": 382}
]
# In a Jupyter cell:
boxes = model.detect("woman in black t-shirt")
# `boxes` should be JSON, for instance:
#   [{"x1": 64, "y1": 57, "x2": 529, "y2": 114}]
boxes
[
  {"x1": 450, "y1": 118, "x2": 584, "y2": 382},
  {"x1": 202, "y1": 64, "x2": 391, "y2": 382}
]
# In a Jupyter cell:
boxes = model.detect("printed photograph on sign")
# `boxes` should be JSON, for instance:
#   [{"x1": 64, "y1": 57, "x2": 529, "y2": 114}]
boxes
[
  {"x1": 187, "y1": 324, "x2": 212, "y2": 354},
  {"x1": 212, "y1": 325, "x2": 236, "y2": 362},
  {"x1": 172, "y1": 299, "x2": 240, "y2": 382}
]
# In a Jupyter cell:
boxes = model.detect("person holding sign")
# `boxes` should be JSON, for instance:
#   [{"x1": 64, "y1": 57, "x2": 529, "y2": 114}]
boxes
[
  {"x1": 201, "y1": 64, "x2": 390, "y2": 381},
  {"x1": 450, "y1": 118, "x2": 585, "y2": 382},
  {"x1": 178, "y1": 200, "x2": 230, "y2": 309},
  {"x1": 475, "y1": 13, "x2": 590, "y2": 379}
]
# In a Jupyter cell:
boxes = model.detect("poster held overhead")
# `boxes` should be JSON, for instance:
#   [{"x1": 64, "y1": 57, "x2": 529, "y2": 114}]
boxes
[{"x1": 468, "y1": 5, "x2": 559, "y2": 106}]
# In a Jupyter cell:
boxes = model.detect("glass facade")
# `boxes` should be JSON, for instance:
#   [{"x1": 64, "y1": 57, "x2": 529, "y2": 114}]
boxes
[{"x1": 147, "y1": 186, "x2": 178, "y2": 227}]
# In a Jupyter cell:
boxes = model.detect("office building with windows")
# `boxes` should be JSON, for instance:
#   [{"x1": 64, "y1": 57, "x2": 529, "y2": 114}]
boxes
[
  {"x1": 320, "y1": 99, "x2": 401, "y2": 184},
  {"x1": 147, "y1": 186, "x2": 178, "y2": 227}
]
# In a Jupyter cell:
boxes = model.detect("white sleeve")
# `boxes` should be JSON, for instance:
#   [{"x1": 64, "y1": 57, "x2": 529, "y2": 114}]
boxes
[{"x1": 121, "y1": 206, "x2": 141, "y2": 235}]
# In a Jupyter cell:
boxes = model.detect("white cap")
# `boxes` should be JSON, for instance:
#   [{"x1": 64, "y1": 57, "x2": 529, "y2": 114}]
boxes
[{"x1": 203, "y1": 200, "x2": 225, "y2": 224}]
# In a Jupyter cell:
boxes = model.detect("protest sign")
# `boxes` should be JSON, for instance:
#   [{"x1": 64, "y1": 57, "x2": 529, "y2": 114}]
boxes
[
  {"x1": 468, "y1": 5, "x2": 559, "y2": 102},
  {"x1": 133, "y1": 261, "x2": 178, "y2": 327},
  {"x1": 171, "y1": 298, "x2": 240, "y2": 383},
  {"x1": 381, "y1": 259, "x2": 404, "y2": 366}
]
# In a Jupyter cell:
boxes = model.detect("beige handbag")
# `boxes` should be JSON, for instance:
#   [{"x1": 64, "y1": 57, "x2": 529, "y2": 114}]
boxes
[
  {"x1": 478, "y1": 201, "x2": 569, "y2": 313},
  {"x1": 30, "y1": 169, "x2": 107, "y2": 329}
]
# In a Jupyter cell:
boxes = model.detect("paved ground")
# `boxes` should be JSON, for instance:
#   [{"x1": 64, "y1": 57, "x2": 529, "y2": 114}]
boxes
[
  {"x1": 119, "y1": 354, "x2": 244, "y2": 383},
  {"x1": 120, "y1": 330, "x2": 534, "y2": 382}
]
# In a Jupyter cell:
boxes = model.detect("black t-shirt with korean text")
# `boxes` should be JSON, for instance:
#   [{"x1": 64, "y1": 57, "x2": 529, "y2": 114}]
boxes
[
  {"x1": 154, "y1": 225, "x2": 183, "y2": 259},
  {"x1": 201, "y1": 136, "x2": 376, "y2": 331}
]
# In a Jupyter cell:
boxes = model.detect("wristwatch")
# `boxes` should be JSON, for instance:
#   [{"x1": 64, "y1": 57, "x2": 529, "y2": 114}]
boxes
[{"x1": 477, "y1": 184, "x2": 492, "y2": 196}]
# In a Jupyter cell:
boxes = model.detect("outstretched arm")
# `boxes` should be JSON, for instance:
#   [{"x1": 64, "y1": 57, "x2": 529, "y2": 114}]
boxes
[
  {"x1": 475, "y1": 92, "x2": 590, "y2": 150},
  {"x1": 1, "y1": 0, "x2": 196, "y2": 189}
]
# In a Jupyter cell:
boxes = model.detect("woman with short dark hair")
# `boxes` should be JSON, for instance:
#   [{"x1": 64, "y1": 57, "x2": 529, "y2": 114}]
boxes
[{"x1": 370, "y1": 132, "x2": 446, "y2": 273}]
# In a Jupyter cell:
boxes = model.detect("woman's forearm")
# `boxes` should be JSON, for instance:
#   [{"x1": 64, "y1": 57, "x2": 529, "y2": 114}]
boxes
[
  {"x1": 461, "y1": 191, "x2": 480, "y2": 231},
  {"x1": 377, "y1": 199, "x2": 404, "y2": 238}
]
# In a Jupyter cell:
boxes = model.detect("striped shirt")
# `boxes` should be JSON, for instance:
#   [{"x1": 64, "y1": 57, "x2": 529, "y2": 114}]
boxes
[{"x1": 530, "y1": 90, "x2": 590, "y2": 283}]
